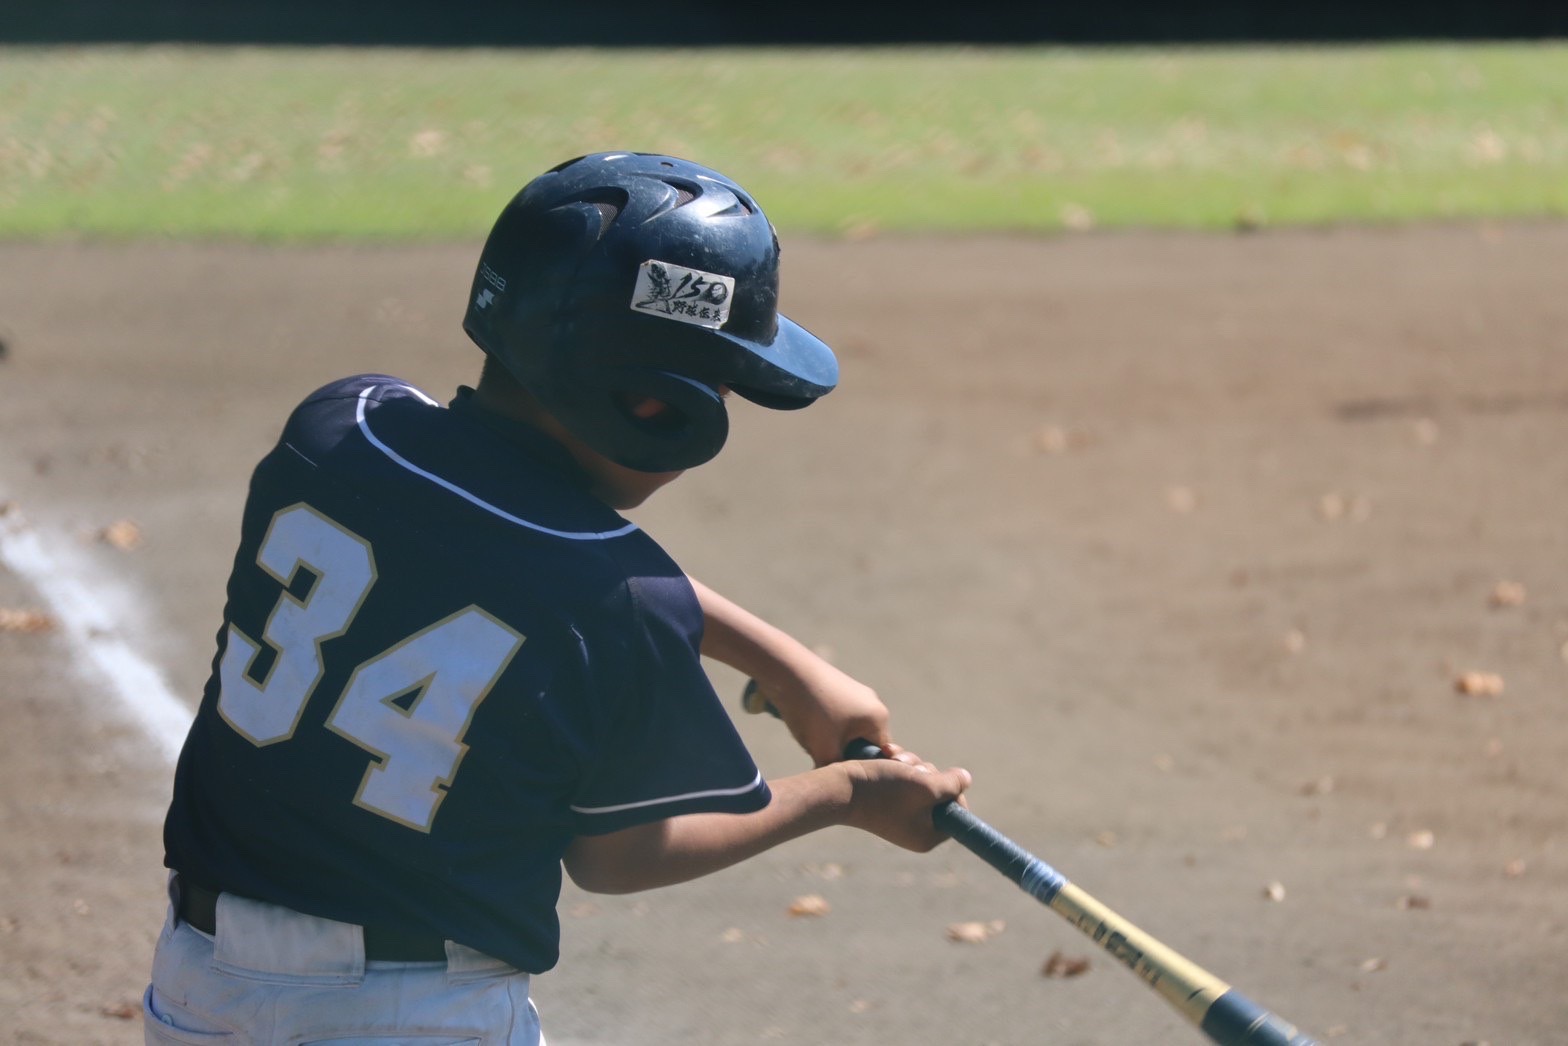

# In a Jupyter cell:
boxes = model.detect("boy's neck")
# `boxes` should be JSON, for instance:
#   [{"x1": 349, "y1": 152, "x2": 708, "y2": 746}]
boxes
[{"x1": 469, "y1": 361, "x2": 684, "y2": 511}]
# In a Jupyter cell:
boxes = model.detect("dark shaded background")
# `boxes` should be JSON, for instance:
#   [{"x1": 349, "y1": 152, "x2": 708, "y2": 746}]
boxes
[{"x1": 6, "y1": 0, "x2": 1567, "y2": 45}]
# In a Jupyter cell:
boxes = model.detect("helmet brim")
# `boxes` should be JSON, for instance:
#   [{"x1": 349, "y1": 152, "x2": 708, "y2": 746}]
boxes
[{"x1": 725, "y1": 313, "x2": 839, "y2": 410}]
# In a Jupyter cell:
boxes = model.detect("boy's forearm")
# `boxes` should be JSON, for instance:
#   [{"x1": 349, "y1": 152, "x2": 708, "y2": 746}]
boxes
[
  {"x1": 563, "y1": 765, "x2": 853, "y2": 894},
  {"x1": 688, "y1": 575, "x2": 811, "y2": 686},
  {"x1": 688, "y1": 574, "x2": 891, "y2": 764}
]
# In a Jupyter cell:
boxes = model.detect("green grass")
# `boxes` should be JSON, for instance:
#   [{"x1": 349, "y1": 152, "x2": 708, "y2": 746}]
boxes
[{"x1": 2, "y1": 42, "x2": 1566, "y2": 240}]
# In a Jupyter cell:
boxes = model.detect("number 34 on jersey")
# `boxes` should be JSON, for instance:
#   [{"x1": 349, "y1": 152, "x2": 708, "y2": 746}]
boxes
[{"x1": 216, "y1": 503, "x2": 524, "y2": 833}]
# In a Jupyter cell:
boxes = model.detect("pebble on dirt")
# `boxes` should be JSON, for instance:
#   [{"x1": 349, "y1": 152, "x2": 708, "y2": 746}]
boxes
[
  {"x1": 99, "y1": 519, "x2": 143, "y2": 550},
  {"x1": 1487, "y1": 580, "x2": 1526, "y2": 608},
  {"x1": 946, "y1": 920, "x2": 1004, "y2": 943},
  {"x1": 0, "y1": 608, "x2": 55, "y2": 633},
  {"x1": 1041, "y1": 950, "x2": 1091, "y2": 978},
  {"x1": 1454, "y1": 671, "x2": 1504, "y2": 698},
  {"x1": 787, "y1": 894, "x2": 831, "y2": 918}
]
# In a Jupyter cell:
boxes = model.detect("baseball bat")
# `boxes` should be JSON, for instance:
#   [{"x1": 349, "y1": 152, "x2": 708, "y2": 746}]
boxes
[{"x1": 742, "y1": 680, "x2": 1319, "y2": 1046}]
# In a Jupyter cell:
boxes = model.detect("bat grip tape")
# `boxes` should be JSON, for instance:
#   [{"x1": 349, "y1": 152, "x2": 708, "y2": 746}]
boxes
[
  {"x1": 841, "y1": 737, "x2": 1067, "y2": 903},
  {"x1": 934, "y1": 802, "x2": 1067, "y2": 904}
]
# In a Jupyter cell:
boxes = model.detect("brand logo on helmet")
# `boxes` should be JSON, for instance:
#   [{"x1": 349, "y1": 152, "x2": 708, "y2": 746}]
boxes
[
  {"x1": 631, "y1": 260, "x2": 734, "y2": 330},
  {"x1": 479, "y1": 263, "x2": 507, "y2": 292}
]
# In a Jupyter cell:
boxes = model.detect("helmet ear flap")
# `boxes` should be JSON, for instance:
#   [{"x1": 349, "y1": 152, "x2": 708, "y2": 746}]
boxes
[{"x1": 548, "y1": 367, "x2": 729, "y2": 473}]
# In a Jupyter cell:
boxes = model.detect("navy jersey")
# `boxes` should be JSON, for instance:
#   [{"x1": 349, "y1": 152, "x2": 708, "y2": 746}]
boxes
[{"x1": 163, "y1": 374, "x2": 769, "y2": 973}]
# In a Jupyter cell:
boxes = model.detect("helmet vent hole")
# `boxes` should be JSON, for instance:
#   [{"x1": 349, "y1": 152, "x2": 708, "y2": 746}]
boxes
[
  {"x1": 586, "y1": 201, "x2": 619, "y2": 239},
  {"x1": 575, "y1": 188, "x2": 626, "y2": 240},
  {"x1": 664, "y1": 178, "x2": 703, "y2": 208}
]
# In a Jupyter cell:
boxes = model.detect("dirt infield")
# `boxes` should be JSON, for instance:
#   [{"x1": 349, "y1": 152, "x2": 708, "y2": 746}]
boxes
[{"x1": 1, "y1": 224, "x2": 1565, "y2": 1044}]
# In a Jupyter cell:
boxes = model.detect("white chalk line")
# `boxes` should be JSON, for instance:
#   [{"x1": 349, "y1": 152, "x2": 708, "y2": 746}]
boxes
[{"x1": 0, "y1": 502, "x2": 191, "y2": 765}]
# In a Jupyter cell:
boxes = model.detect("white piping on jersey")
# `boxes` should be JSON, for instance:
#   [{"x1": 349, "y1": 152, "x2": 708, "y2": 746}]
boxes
[
  {"x1": 355, "y1": 385, "x2": 641, "y2": 541},
  {"x1": 569, "y1": 770, "x2": 766, "y2": 816}
]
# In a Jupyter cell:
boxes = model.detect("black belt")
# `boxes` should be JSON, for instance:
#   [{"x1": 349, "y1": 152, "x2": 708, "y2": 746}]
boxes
[{"x1": 176, "y1": 878, "x2": 449, "y2": 963}]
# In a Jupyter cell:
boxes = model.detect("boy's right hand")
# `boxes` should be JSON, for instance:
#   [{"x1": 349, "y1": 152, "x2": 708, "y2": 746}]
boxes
[{"x1": 841, "y1": 749, "x2": 972, "y2": 852}]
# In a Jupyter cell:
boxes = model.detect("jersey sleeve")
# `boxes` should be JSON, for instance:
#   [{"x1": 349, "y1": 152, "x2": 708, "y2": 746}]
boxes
[{"x1": 568, "y1": 572, "x2": 770, "y2": 835}]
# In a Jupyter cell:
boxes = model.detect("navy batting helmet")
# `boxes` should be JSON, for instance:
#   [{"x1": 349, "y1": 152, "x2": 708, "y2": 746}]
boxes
[{"x1": 462, "y1": 151, "x2": 839, "y2": 473}]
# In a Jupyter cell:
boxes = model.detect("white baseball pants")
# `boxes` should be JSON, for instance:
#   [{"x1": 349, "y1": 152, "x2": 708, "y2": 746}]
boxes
[{"x1": 143, "y1": 880, "x2": 544, "y2": 1045}]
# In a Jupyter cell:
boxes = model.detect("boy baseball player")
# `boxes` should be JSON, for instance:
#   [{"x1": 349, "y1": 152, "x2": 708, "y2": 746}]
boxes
[{"x1": 145, "y1": 150, "x2": 971, "y2": 1043}]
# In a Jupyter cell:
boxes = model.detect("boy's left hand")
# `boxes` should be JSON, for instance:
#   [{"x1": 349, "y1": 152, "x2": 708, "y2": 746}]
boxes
[{"x1": 750, "y1": 662, "x2": 891, "y2": 767}]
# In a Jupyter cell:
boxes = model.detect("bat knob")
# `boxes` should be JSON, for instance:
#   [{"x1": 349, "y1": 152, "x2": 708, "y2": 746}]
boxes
[
  {"x1": 1202, "y1": 990, "x2": 1320, "y2": 1045},
  {"x1": 740, "y1": 678, "x2": 776, "y2": 717}
]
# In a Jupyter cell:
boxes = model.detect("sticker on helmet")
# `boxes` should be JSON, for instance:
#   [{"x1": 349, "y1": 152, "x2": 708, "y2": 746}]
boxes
[{"x1": 631, "y1": 260, "x2": 734, "y2": 330}]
